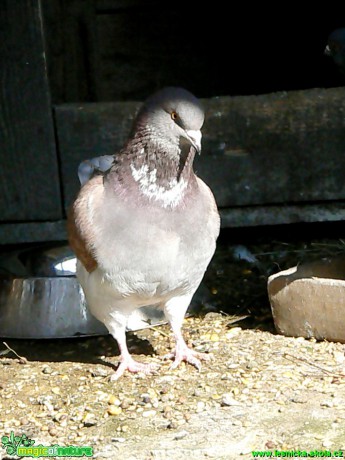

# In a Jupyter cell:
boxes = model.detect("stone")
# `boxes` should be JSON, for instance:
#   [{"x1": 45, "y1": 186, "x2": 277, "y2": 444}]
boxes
[{"x1": 268, "y1": 256, "x2": 345, "y2": 342}]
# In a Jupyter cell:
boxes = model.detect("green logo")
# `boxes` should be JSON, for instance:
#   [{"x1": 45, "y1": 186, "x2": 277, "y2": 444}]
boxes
[
  {"x1": 1, "y1": 432, "x2": 34, "y2": 455},
  {"x1": 1, "y1": 431, "x2": 94, "y2": 457}
]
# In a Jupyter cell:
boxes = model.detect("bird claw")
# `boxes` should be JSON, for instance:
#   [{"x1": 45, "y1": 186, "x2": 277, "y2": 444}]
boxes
[
  {"x1": 110, "y1": 358, "x2": 159, "y2": 381},
  {"x1": 164, "y1": 347, "x2": 212, "y2": 371}
]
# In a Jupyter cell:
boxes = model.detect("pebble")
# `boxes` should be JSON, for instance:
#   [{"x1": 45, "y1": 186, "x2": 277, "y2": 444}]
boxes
[
  {"x1": 245, "y1": 361, "x2": 258, "y2": 369},
  {"x1": 290, "y1": 396, "x2": 308, "y2": 404},
  {"x1": 193, "y1": 389, "x2": 202, "y2": 397},
  {"x1": 225, "y1": 327, "x2": 242, "y2": 339},
  {"x1": 320, "y1": 401, "x2": 334, "y2": 408},
  {"x1": 91, "y1": 367, "x2": 109, "y2": 377},
  {"x1": 196, "y1": 401, "x2": 205, "y2": 413},
  {"x1": 42, "y1": 366, "x2": 53, "y2": 374},
  {"x1": 201, "y1": 333, "x2": 220, "y2": 342},
  {"x1": 107, "y1": 406, "x2": 122, "y2": 416},
  {"x1": 322, "y1": 440, "x2": 333, "y2": 448},
  {"x1": 168, "y1": 420, "x2": 178, "y2": 429},
  {"x1": 108, "y1": 395, "x2": 121, "y2": 406},
  {"x1": 48, "y1": 427, "x2": 58, "y2": 436},
  {"x1": 83, "y1": 413, "x2": 97, "y2": 427},
  {"x1": 120, "y1": 398, "x2": 131, "y2": 409},
  {"x1": 333, "y1": 417, "x2": 343, "y2": 423},
  {"x1": 265, "y1": 440, "x2": 276, "y2": 449},
  {"x1": 174, "y1": 430, "x2": 189, "y2": 440},
  {"x1": 55, "y1": 413, "x2": 68, "y2": 423},
  {"x1": 226, "y1": 363, "x2": 239, "y2": 369},
  {"x1": 333, "y1": 351, "x2": 345, "y2": 364},
  {"x1": 93, "y1": 446, "x2": 119, "y2": 458},
  {"x1": 142, "y1": 410, "x2": 156, "y2": 418},
  {"x1": 231, "y1": 419, "x2": 243, "y2": 426},
  {"x1": 221, "y1": 393, "x2": 241, "y2": 407},
  {"x1": 116, "y1": 425, "x2": 129, "y2": 433},
  {"x1": 276, "y1": 399, "x2": 287, "y2": 406}
]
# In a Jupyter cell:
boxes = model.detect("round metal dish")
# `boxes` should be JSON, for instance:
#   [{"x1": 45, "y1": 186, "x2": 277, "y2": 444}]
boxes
[{"x1": 0, "y1": 276, "x2": 108, "y2": 339}]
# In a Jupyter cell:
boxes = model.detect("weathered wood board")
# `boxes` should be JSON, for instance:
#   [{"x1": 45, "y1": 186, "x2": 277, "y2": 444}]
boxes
[
  {"x1": 0, "y1": 0, "x2": 62, "y2": 222},
  {"x1": 1, "y1": 202, "x2": 345, "y2": 245},
  {"x1": 55, "y1": 87, "x2": 345, "y2": 215},
  {"x1": 42, "y1": 0, "x2": 99, "y2": 104}
]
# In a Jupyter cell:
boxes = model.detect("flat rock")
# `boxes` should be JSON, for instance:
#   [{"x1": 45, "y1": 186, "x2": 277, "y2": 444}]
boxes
[{"x1": 268, "y1": 255, "x2": 345, "y2": 342}]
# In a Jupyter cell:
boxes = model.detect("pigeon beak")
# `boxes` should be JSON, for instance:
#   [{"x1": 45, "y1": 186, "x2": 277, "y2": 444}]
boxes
[
  {"x1": 185, "y1": 129, "x2": 202, "y2": 154},
  {"x1": 324, "y1": 45, "x2": 331, "y2": 56}
]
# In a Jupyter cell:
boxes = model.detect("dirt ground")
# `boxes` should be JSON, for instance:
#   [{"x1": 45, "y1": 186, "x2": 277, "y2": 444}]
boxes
[{"x1": 1, "y1": 224, "x2": 345, "y2": 459}]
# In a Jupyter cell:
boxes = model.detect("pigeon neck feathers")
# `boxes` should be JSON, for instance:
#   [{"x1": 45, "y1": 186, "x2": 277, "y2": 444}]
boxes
[
  {"x1": 109, "y1": 127, "x2": 197, "y2": 209},
  {"x1": 106, "y1": 87, "x2": 204, "y2": 209}
]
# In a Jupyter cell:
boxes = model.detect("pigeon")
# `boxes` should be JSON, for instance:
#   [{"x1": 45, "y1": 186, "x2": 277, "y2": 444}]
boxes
[
  {"x1": 325, "y1": 28, "x2": 345, "y2": 74},
  {"x1": 68, "y1": 87, "x2": 220, "y2": 379}
]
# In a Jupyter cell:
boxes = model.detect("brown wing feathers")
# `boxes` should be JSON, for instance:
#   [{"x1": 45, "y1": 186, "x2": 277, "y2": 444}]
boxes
[{"x1": 67, "y1": 175, "x2": 103, "y2": 273}]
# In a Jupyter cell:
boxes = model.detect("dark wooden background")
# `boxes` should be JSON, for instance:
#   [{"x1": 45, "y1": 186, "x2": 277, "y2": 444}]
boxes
[
  {"x1": 42, "y1": 0, "x2": 345, "y2": 103},
  {"x1": 1, "y1": 0, "x2": 345, "y2": 244},
  {"x1": 0, "y1": 0, "x2": 61, "y2": 223},
  {"x1": 56, "y1": 88, "x2": 345, "y2": 212}
]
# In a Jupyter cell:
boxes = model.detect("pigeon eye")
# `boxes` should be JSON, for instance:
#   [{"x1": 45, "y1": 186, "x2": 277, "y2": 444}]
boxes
[{"x1": 171, "y1": 111, "x2": 178, "y2": 120}]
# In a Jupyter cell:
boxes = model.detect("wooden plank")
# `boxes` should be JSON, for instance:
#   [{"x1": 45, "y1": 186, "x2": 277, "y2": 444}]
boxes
[
  {"x1": 220, "y1": 203, "x2": 345, "y2": 228},
  {"x1": 42, "y1": 0, "x2": 99, "y2": 103},
  {"x1": 55, "y1": 87, "x2": 345, "y2": 215},
  {"x1": 0, "y1": 221, "x2": 67, "y2": 245},
  {"x1": 2, "y1": 201, "x2": 345, "y2": 244},
  {"x1": 0, "y1": 0, "x2": 62, "y2": 222},
  {"x1": 199, "y1": 87, "x2": 345, "y2": 207}
]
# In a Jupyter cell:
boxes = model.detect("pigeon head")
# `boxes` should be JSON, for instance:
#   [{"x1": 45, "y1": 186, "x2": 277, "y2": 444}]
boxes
[
  {"x1": 110, "y1": 88, "x2": 205, "y2": 208},
  {"x1": 134, "y1": 87, "x2": 205, "y2": 154},
  {"x1": 325, "y1": 28, "x2": 345, "y2": 73}
]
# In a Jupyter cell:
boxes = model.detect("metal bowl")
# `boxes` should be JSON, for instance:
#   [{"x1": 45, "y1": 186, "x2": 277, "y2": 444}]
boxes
[
  {"x1": 0, "y1": 244, "x2": 107, "y2": 339},
  {"x1": 0, "y1": 276, "x2": 108, "y2": 339}
]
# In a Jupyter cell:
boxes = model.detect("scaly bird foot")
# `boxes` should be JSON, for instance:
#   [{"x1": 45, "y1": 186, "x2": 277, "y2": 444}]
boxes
[
  {"x1": 164, "y1": 345, "x2": 212, "y2": 371},
  {"x1": 110, "y1": 357, "x2": 159, "y2": 381}
]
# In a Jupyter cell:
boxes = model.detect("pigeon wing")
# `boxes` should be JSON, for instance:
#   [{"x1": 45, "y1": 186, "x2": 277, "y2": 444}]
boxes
[{"x1": 67, "y1": 175, "x2": 104, "y2": 273}]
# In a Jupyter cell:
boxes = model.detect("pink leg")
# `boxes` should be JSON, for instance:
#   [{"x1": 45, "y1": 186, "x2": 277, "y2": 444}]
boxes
[
  {"x1": 107, "y1": 315, "x2": 158, "y2": 380},
  {"x1": 163, "y1": 295, "x2": 212, "y2": 371}
]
